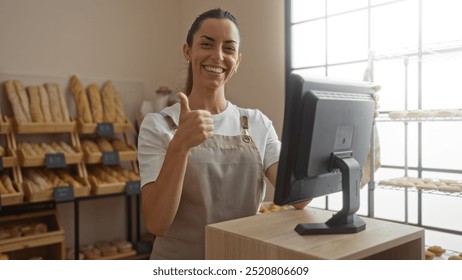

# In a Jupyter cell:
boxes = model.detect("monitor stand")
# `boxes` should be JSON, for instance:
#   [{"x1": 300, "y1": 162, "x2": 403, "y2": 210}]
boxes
[{"x1": 294, "y1": 153, "x2": 366, "y2": 235}]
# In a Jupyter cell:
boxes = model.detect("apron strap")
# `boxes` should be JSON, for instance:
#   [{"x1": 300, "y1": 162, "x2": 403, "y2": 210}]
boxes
[{"x1": 238, "y1": 108, "x2": 252, "y2": 143}]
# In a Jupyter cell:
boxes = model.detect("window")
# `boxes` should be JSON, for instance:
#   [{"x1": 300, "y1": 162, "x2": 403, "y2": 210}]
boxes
[{"x1": 287, "y1": 0, "x2": 462, "y2": 253}]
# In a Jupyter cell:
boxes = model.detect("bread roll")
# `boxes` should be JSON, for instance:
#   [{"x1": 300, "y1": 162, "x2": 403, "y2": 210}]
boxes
[
  {"x1": 14, "y1": 81, "x2": 32, "y2": 122},
  {"x1": 45, "y1": 83, "x2": 64, "y2": 122},
  {"x1": 4, "y1": 80, "x2": 29, "y2": 123},
  {"x1": 27, "y1": 86, "x2": 45, "y2": 122},
  {"x1": 101, "y1": 81, "x2": 117, "y2": 123},
  {"x1": 87, "y1": 84, "x2": 104, "y2": 123},
  {"x1": 70, "y1": 75, "x2": 93, "y2": 123}
]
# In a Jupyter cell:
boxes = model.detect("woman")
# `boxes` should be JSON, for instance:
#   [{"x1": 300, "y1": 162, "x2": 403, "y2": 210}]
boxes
[{"x1": 138, "y1": 8, "x2": 300, "y2": 260}]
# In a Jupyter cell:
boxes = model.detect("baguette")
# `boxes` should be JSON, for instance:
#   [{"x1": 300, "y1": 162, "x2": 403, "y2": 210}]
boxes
[
  {"x1": 1, "y1": 175, "x2": 16, "y2": 194},
  {"x1": 27, "y1": 85, "x2": 45, "y2": 122},
  {"x1": 101, "y1": 81, "x2": 117, "y2": 123},
  {"x1": 111, "y1": 83, "x2": 127, "y2": 124},
  {"x1": 4, "y1": 80, "x2": 29, "y2": 123},
  {"x1": 37, "y1": 85, "x2": 53, "y2": 122},
  {"x1": 0, "y1": 145, "x2": 5, "y2": 156},
  {"x1": 14, "y1": 81, "x2": 32, "y2": 122},
  {"x1": 87, "y1": 84, "x2": 104, "y2": 123},
  {"x1": 70, "y1": 75, "x2": 93, "y2": 123},
  {"x1": 45, "y1": 83, "x2": 64, "y2": 122}
]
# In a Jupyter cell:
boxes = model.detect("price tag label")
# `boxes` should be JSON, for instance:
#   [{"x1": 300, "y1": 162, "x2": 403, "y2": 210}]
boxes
[
  {"x1": 53, "y1": 185, "x2": 75, "y2": 202},
  {"x1": 125, "y1": 181, "x2": 141, "y2": 195},
  {"x1": 97, "y1": 123, "x2": 114, "y2": 137},
  {"x1": 102, "y1": 152, "x2": 120, "y2": 165},
  {"x1": 45, "y1": 153, "x2": 66, "y2": 169},
  {"x1": 0, "y1": 156, "x2": 3, "y2": 171}
]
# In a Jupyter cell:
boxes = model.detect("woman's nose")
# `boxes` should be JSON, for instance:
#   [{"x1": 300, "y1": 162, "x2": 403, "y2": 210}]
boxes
[{"x1": 211, "y1": 47, "x2": 224, "y2": 61}]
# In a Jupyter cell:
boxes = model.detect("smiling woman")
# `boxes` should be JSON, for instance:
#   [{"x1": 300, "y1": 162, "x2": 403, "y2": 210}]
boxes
[{"x1": 137, "y1": 8, "x2": 287, "y2": 260}]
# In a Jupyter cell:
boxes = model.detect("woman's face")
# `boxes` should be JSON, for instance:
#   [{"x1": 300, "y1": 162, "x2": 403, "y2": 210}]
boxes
[{"x1": 184, "y1": 18, "x2": 242, "y2": 93}]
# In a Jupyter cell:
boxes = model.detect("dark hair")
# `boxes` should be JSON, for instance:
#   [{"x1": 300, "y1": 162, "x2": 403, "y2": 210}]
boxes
[{"x1": 184, "y1": 8, "x2": 240, "y2": 95}]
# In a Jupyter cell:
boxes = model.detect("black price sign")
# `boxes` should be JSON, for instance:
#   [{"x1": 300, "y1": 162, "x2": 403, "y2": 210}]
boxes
[
  {"x1": 102, "y1": 151, "x2": 120, "y2": 165},
  {"x1": 0, "y1": 156, "x2": 3, "y2": 171},
  {"x1": 125, "y1": 181, "x2": 141, "y2": 195},
  {"x1": 45, "y1": 153, "x2": 66, "y2": 169},
  {"x1": 53, "y1": 185, "x2": 75, "y2": 202},
  {"x1": 97, "y1": 123, "x2": 114, "y2": 137}
]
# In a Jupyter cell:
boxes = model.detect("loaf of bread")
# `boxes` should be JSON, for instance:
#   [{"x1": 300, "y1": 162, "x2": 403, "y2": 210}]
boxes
[
  {"x1": 14, "y1": 81, "x2": 32, "y2": 122},
  {"x1": 45, "y1": 83, "x2": 70, "y2": 122},
  {"x1": 87, "y1": 84, "x2": 104, "y2": 123},
  {"x1": 81, "y1": 139, "x2": 100, "y2": 153},
  {"x1": 27, "y1": 86, "x2": 45, "y2": 122},
  {"x1": 427, "y1": 245, "x2": 445, "y2": 257},
  {"x1": 45, "y1": 83, "x2": 64, "y2": 122},
  {"x1": 101, "y1": 81, "x2": 117, "y2": 123},
  {"x1": 0, "y1": 180, "x2": 8, "y2": 195},
  {"x1": 0, "y1": 145, "x2": 5, "y2": 156},
  {"x1": 111, "y1": 138, "x2": 130, "y2": 151},
  {"x1": 70, "y1": 75, "x2": 93, "y2": 123},
  {"x1": 1, "y1": 175, "x2": 16, "y2": 193},
  {"x1": 97, "y1": 138, "x2": 114, "y2": 152},
  {"x1": 38, "y1": 85, "x2": 53, "y2": 122},
  {"x1": 4, "y1": 80, "x2": 30, "y2": 123},
  {"x1": 111, "y1": 83, "x2": 127, "y2": 124}
]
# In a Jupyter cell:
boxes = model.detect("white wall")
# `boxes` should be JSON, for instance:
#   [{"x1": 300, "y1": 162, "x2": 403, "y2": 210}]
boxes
[{"x1": 0, "y1": 0, "x2": 285, "y2": 250}]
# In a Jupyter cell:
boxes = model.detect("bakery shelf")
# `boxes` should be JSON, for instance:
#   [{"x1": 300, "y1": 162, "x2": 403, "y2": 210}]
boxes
[
  {"x1": 18, "y1": 150, "x2": 83, "y2": 167},
  {"x1": 0, "y1": 209, "x2": 66, "y2": 259},
  {"x1": 77, "y1": 120, "x2": 133, "y2": 135},
  {"x1": 83, "y1": 149, "x2": 137, "y2": 164},
  {"x1": 22, "y1": 176, "x2": 91, "y2": 203},
  {"x1": 88, "y1": 177, "x2": 125, "y2": 195},
  {"x1": 0, "y1": 182, "x2": 24, "y2": 206},
  {"x1": 0, "y1": 149, "x2": 16, "y2": 168},
  {"x1": 12, "y1": 118, "x2": 76, "y2": 134}
]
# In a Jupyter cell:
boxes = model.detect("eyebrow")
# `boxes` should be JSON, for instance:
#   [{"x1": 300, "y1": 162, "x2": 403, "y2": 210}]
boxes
[{"x1": 200, "y1": 35, "x2": 238, "y2": 44}]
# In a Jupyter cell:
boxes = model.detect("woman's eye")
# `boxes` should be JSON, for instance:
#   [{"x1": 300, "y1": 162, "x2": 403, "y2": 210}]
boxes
[{"x1": 200, "y1": 42, "x2": 212, "y2": 47}]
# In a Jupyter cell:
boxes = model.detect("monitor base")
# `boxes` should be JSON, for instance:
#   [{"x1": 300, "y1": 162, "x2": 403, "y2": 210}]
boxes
[{"x1": 294, "y1": 214, "x2": 366, "y2": 235}]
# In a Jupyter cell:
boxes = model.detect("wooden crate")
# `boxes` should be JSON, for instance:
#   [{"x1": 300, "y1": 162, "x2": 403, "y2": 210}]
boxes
[
  {"x1": 0, "y1": 116, "x2": 11, "y2": 134},
  {"x1": 77, "y1": 120, "x2": 132, "y2": 134},
  {"x1": 18, "y1": 149, "x2": 83, "y2": 167},
  {"x1": 88, "y1": 176, "x2": 125, "y2": 195},
  {"x1": 0, "y1": 210, "x2": 66, "y2": 259},
  {"x1": 0, "y1": 182, "x2": 24, "y2": 206},
  {"x1": 13, "y1": 118, "x2": 76, "y2": 134},
  {"x1": 83, "y1": 149, "x2": 137, "y2": 164},
  {"x1": 22, "y1": 176, "x2": 91, "y2": 202}
]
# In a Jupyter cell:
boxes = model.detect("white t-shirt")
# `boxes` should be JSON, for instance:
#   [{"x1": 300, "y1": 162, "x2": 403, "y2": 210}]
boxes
[{"x1": 138, "y1": 101, "x2": 281, "y2": 187}]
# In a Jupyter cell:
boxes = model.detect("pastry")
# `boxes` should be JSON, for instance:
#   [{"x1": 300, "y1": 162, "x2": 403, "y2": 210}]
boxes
[
  {"x1": 87, "y1": 84, "x2": 104, "y2": 123},
  {"x1": 424, "y1": 250, "x2": 435, "y2": 260},
  {"x1": 388, "y1": 111, "x2": 407, "y2": 119},
  {"x1": 38, "y1": 85, "x2": 53, "y2": 122},
  {"x1": 448, "y1": 255, "x2": 462, "y2": 260},
  {"x1": 70, "y1": 75, "x2": 93, "y2": 123},
  {"x1": 27, "y1": 85, "x2": 45, "y2": 122},
  {"x1": 427, "y1": 245, "x2": 445, "y2": 257},
  {"x1": 81, "y1": 139, "x2": 100, "y2": 153}
]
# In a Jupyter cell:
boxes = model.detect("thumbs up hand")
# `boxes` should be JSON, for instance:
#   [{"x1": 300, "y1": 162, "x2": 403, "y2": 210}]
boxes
[{"x1": 173, "y1": 92, "x2": 214, "y2": 151}]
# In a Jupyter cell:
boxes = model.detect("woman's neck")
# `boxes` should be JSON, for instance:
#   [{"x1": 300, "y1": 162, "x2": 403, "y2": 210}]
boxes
[{"x1": 188, "y1": 87, "x2": 228, "y2": 114}]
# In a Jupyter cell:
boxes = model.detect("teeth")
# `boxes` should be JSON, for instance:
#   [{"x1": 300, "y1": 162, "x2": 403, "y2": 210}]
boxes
[{"x1": 204, "y1": 66, "x2": 224, "y2": 73}]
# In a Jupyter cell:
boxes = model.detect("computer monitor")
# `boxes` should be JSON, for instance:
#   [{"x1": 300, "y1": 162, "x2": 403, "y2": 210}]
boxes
[{"x1": 274, "y1": 73, "x2": 379, "y2": 235}]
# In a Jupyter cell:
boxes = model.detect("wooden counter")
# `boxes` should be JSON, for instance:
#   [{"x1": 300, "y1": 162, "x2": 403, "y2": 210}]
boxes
[{"x1": 205, "y1": 207, "x2": 424, "y2": 260}]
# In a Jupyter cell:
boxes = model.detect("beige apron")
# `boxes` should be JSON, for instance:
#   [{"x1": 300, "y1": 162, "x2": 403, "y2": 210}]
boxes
[{"x1": 150, "y1": 110, "x2": 265, "y2": 260}]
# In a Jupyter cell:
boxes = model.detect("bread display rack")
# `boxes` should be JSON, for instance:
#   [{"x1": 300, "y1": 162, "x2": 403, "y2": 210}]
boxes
[
  {"x1": 367, "y1": 41, "x2": 462, "y2": 255},
  {"x1": 0, "y1": 116, "x2": 24, "y2": 207},
  {"x1": 0, "y1": 209, "x2": 65, "y2": 260},
  {"x1": 1, "y1": 75, "x2": 145, "y2": 260},
  {"x1": 71, "y1": 75, "x2": 140, "y2": 196}
]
